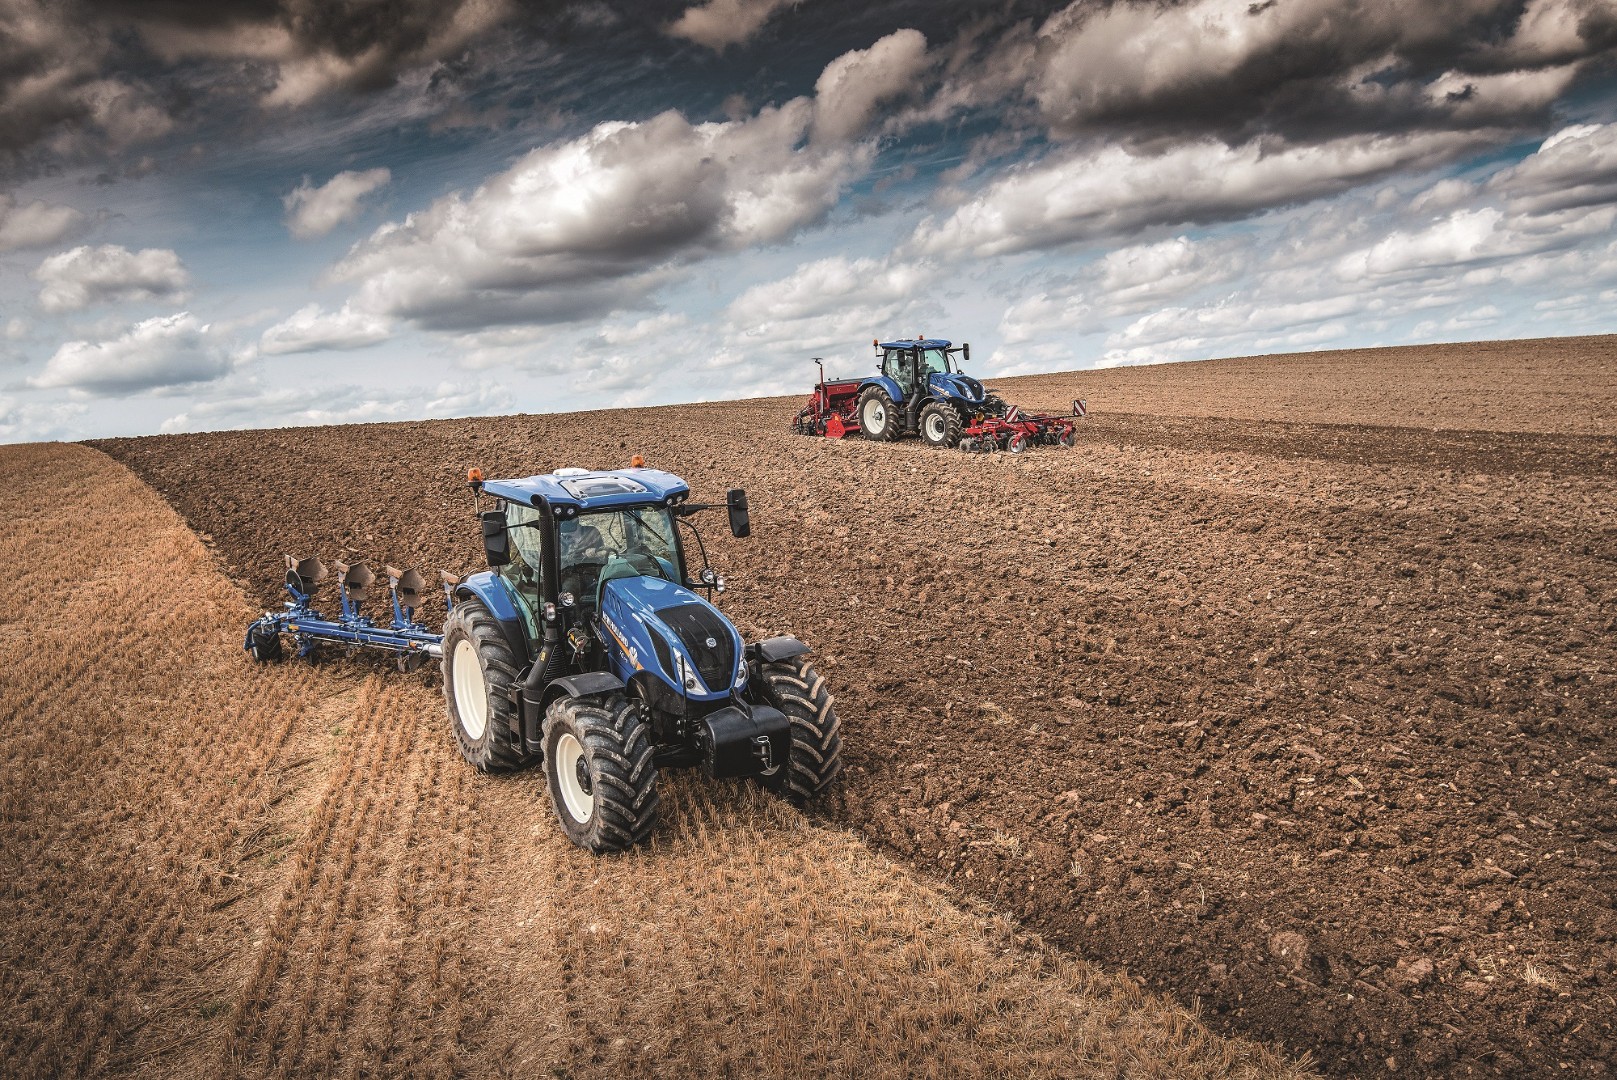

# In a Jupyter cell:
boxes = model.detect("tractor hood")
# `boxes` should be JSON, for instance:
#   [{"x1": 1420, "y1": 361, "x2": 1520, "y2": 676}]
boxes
[
  {"x1": 598, "y1": 574, "x2": 741, "y2": 700},
  {"x1": 928, "y1": 371, "x2": 988, "y2": 404}
]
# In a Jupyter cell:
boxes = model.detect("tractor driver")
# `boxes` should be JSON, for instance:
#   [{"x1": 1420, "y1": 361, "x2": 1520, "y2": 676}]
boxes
[{"x1": 558, "y1": 518, "x2": 610, "y2": 600}]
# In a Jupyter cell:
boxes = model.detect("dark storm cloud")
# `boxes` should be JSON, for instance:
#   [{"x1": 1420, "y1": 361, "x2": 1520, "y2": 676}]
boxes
[{"x1": 959, "y1": 0, "x2": 1617, "y2": 144}]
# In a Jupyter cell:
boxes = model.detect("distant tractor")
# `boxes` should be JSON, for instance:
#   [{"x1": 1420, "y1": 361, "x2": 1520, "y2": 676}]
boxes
[
  {"x1": 246, "y1": 462, "x2": 842, "y2": 853},
  {"x1": 792, "y1": 337, "x2": 1086, "y2": 451}
]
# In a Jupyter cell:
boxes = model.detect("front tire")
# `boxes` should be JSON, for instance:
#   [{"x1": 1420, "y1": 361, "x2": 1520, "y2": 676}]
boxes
[
  {"x1": 918, "y1": 402, "x2": 962, "y2": 448},
  {"x1": 857, "y1": 387, "x2": 900, "y2": 442},
  {"x1": 441, "y1": 599, "x2": 526, "y2": 773},
  {"x1": 542, "y1": 694, "x2": 659, "y2": 853},
  {"x1": 755, "y1": 657, "x2": 843, "y2": 803}
]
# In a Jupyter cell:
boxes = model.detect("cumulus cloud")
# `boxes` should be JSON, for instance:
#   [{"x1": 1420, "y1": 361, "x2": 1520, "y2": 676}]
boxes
[
  {"x1": 1486, "y1": 122, "x2": 1617, "y2": 213},
  {"x1": 0, "y1": 394, "x2": 88, "y2": 444},
  {"x1": 0, "y1": 195, "x2": 86, "y2": 252},
  {"x1": 29, "y1": 312, "x2": 235, "y2": 394},
  {"x1": 718, "y1": 253, "x2": 945, "y2": 363},
  {"x1": 158, "y1": 378, "x2": 512, "y2": 434},
  {"x1": 137, "y1": 0, "x2": 511, "y2": 109},
  {"x1": 283, "y1": 168, "x2": 392, "y2": 239},
  {"x1": 33, "y1": 245, "x2": 189, "y2": 312},
  {"x1": 1007, "y1": 0, "x2": 1615, "y2": 141},
  {"x1": 999, "y1": 236, "x2": 1251, "y2": 343},
  {"x1": 812, "y1": 29, "x2": 929, "y2": 144},
  {"x1": 259, "y1": 303, "x2": 392, "y2": 354},
  {"x1": 910, "y1": 130, "x2": 1485, "y2": 259},
  {"x1": 0, "y1": 0, "x2": 173, "y2": 159},
  {"x1": 331, "y1": 99, "x2": 871, "y2": 330},
  {"x1": 666, "y1": 0, "x2": 798, "y2": 50}
]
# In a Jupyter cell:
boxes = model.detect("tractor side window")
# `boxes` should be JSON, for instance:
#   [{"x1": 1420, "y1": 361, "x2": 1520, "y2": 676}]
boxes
[
  {"x1": 922, "y1": 348, "x2": 950, "y2": 375},
  {"x1": 884, "y1": 348, "x2": 915, "y2": 394},
  {"x1": 499, "y1": 503, "x2": 545, "y2": 640}
]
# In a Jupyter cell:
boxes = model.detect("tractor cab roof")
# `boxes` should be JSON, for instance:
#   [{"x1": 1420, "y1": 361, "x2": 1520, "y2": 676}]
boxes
[
  {"x1": 876, "y1": 338, "x2": 952, "y2": 350},
  {"x1": 483, "y1": 467, "x2": 691, "y2": 514}
]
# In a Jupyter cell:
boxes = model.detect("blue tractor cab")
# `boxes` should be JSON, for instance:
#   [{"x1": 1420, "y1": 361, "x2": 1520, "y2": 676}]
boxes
[{"x1": 855, "y1": 338, "x2": 996, "y2": 447}]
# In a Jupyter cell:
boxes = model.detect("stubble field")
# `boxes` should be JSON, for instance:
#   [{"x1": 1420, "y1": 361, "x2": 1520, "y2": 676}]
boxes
[{"x1": 74, "y1": 333, "x2": 1617, "y2": 1076}]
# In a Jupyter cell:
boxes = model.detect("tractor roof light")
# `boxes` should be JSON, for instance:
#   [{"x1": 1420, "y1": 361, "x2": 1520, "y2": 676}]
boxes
[{"x1": 631, "y1": 454, "x2": 645, "y2": 467}]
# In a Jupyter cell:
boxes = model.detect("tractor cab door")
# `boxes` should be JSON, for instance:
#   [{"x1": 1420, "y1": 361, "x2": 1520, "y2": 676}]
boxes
[
  {"x1": 495, "y1": 502, "x2": 546, "y2": 646},
  {"x1": 882, "y1": 347, "x2": 918, "y2": 400}
]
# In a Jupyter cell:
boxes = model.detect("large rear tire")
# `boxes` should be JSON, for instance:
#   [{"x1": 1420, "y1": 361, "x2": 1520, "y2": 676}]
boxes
[
  {"x1": 542, "y1": 694, "x2": 659, "y2": 853},
  {"x1": 918, "y1": 402, "x2": 963, "y2": 449},
  {"x1": 756, "y1": 657, "x2": 842, "y2": 803},
  {"x1": 441, "y1": 599, "x2": 526, "y2": 773},
  {"x1": 857, "y1": 386, "x2": 900, "y2": 442}
]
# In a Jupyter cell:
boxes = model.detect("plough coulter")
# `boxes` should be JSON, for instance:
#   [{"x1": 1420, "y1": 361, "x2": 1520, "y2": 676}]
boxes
[
  {"x1": 244, "y1": 461, "x2": 842, "y2": 853},
  {"x1": 792, "y1": 337, "x2": 1086, "y2": 451}
]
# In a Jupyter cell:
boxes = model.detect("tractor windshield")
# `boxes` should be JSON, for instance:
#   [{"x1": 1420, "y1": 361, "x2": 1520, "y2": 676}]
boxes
[
  {"x1": 921, "y1": 347, "x2": 953, "y2": 375},
  {"x1": 557, "y1": 506, "x2": 681, "y2": 605}
]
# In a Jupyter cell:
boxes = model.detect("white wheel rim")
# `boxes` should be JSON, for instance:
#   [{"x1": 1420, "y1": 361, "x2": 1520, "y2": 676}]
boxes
[
  {"x1": 863, "y1": 399, "x2": 886, "y2": 431},
  {"x1": 452, "y1": 638, "x2": 488, "y2": 740},
  {"x1": 924, "y1": 412, "x2": 943, "y2": 440},
  {"x1": 554, "y1": 732, "x2": 593, "y2": 823}
]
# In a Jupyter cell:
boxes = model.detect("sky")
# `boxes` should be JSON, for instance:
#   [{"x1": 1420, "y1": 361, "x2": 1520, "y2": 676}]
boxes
[{"x1": 1, "y1": 0, "x2": 1615, "y2": 442}]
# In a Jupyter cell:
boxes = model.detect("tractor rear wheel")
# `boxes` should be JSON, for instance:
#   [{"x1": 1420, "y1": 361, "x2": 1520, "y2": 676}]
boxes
[
  {"x1": 441, "y1": 598, "x2": 526, "y2": 773},
  {"x1": 755, "y1": 657, "x2": 843, "y2": 803},
  {"x1": 857, "y1": 386, "x2": 900, "y2": 442},
  {"x1": 919, "y1": 402, "x2": 962, "y2": 448},
  {"x1": 542, "y1": 694, "x2": 659, "y2": 852}
]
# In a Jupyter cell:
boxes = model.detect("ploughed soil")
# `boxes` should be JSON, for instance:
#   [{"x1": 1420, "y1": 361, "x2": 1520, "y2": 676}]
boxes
[{"x1": 94, "y1": 335, "x2": 1617, "y2": 1077}]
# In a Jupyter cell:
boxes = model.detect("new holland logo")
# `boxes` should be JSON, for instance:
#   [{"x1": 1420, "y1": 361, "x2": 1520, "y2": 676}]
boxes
[{"x1": 705, "y1": 636, "x2": 717, "y2": 648}]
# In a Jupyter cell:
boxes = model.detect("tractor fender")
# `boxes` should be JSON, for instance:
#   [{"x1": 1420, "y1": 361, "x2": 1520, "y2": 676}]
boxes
[
  {"x1": 454, "y1": 572, "x2": 531, "y2": 663},
  {"x1": 860, "y1": 374, "x2": 906, "y2": 406},
  {"x1": 748, "y1": 635, "x2": 811, "y2": 664},
  {"x1": 551, "y1": 672, "x2": 626, "y2": 701}
]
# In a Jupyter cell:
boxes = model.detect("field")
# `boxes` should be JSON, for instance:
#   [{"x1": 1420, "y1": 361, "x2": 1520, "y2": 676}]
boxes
[
  {"x1": 0, "y1": 443, "x2": 1300, "y2": 1077},
  {"x1": 14, "y1": 332, "x2": 1612, "y2": 1077}
]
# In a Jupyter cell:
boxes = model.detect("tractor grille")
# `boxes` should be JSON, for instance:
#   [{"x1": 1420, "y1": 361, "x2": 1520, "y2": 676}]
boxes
[{"x1": 656, "y1": 603, "x2": 735, "y2": 691}]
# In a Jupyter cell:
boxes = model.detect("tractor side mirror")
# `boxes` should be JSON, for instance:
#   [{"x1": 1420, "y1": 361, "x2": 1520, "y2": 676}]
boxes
[
  {"x1": 480, "y1": 510, "x2": 510, "y2": 566},
  {"x1": 962, "y1": 342, "x2": 969, "y2": 364},
  {"x1": 726, "y1": 489, "x2": 750, "y2": 538}
]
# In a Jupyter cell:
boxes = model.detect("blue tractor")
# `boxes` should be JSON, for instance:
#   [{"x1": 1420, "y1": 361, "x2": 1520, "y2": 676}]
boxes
[
  {"x1": 246, "y1": 462, "x2": 842, "y2": 853},
  {"x1": 854, "y1": 338, "x2": 995, "y2": 447}
]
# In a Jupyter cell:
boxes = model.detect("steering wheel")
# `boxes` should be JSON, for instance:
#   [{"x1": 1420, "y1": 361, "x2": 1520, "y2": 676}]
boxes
[{"x1": 560, "y1": 559, "x2": 607, "y2": 600}]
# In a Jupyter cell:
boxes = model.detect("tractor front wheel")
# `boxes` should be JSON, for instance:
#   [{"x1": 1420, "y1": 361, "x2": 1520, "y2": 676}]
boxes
[
  {"x1": 919, "y1": 402, "x2": 963, "y2": 448},
  {"x1": 542, "y1": 694, "x2": 660, "y2": 853},
  {"x1": 857, "y1": 387, "x2": 900, "y2": 442},
  {"x1": 755, "y1": 657, "x2": 843, "y2": 803},
  {"x1": 442, "y1": 598, "x2": 526, "y2": 773}
]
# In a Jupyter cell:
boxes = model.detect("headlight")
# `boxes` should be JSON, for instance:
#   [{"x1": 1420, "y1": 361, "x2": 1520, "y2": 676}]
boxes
[
  {"x1": 675, "y1": 652, "x2": 700, "y2": 692},
  {"x1": 733, "y1": 666, "x2": 747, "y2": 690}
]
